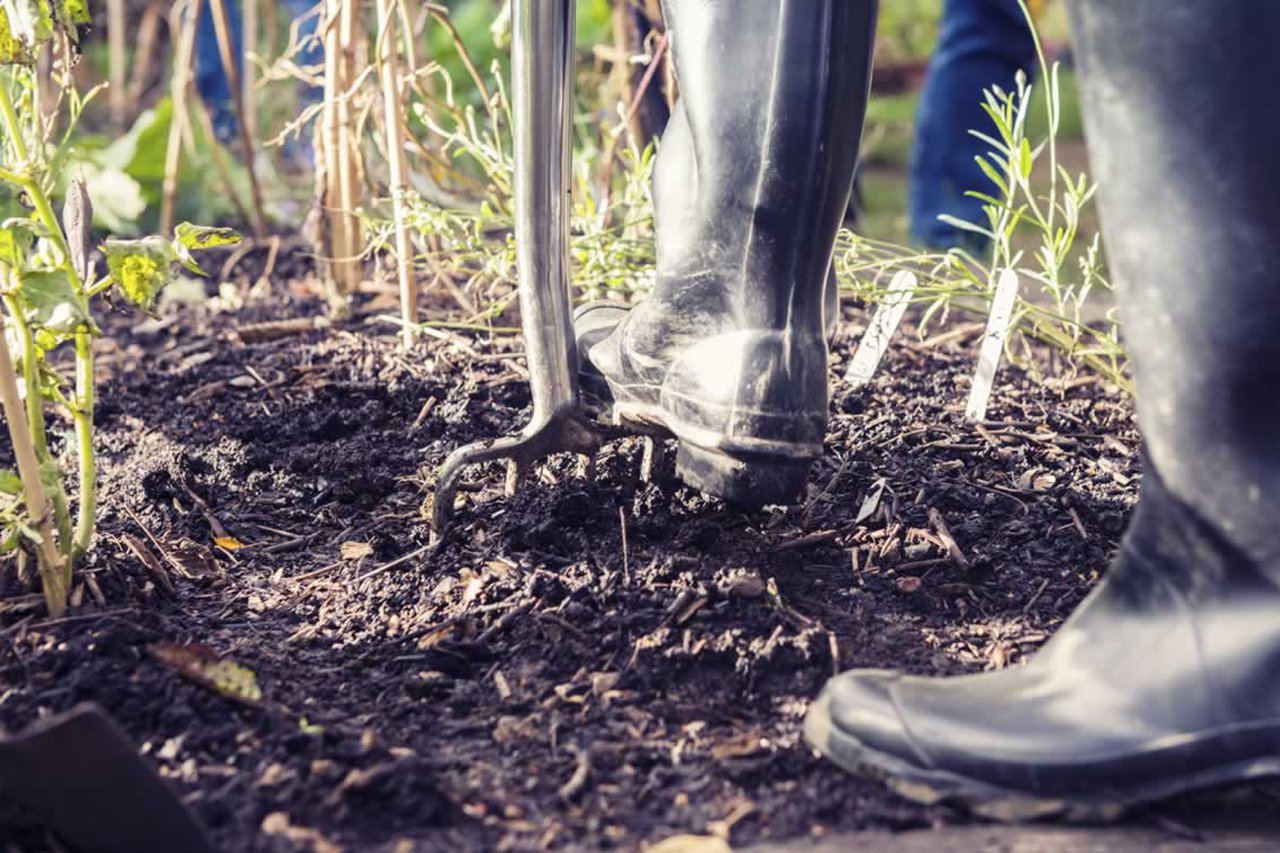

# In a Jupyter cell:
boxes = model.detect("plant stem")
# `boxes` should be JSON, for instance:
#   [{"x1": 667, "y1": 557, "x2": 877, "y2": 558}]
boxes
[
  {"x1": 0, "y1": 311, "x2": 68, "y2": 616},
  {"x1": 2, "y1": 293, "x2": 74, "y2": 554},
  {"x1": 0, "y1": 74, "x2": 28, "y2": 162},
  {"x1": 71, "y1": 331, "x2": 95, "y2": 560},
  {"x1": 1, "y1": 73, "x2": 98, "y2": 561}
]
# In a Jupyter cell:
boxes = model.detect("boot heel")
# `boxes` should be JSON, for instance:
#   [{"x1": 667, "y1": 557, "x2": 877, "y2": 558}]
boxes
[{"x1": 675, "y1": 443, "x2": 812, "y2": 507}]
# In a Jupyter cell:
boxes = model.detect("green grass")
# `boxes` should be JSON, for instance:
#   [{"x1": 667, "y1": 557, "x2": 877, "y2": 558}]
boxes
[{"x1": 858, "y1": 67, "x2": 1086, "y2": 247}]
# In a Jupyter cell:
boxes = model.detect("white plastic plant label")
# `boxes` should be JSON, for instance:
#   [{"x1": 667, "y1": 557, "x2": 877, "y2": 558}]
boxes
[
  {"x1": 844, "y1": 270, "x2": 918, "y2": 389},
  {"x1": 965, "y1": 268, "x2": 1020, "y2": 423}
]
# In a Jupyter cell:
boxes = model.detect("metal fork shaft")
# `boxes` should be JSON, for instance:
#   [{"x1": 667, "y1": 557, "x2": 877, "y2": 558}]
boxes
[
  {"x1": 514, "y1": 0, "x2": 579, "y2": 418},
  {"x1": 431, "y1": 0, "x2": 598, "y2": 537}
]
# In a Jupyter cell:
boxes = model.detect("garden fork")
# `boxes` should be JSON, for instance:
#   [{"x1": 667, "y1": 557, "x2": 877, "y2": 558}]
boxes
[{"x1": 431, "y1": 0, "x2": 602, "y2": 537}]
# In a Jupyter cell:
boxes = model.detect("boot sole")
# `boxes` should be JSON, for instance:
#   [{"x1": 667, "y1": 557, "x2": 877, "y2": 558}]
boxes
[
  {"x1": 804, "y1": 692, "x2": 1280, "y2": 823},
  {"x1": 596, "y1": 397, "x2": 819, "y2": 507}
]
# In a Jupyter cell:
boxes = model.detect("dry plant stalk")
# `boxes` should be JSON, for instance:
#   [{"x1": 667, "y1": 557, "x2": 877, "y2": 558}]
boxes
[
  {"x1": 0, "y1": 313, "x2": 69, "y2": 616},
  {"x1": 208, "y1": 0, "x2": 269, "y2": 237},
  {"x1": 242, "y1": 0, "x2": 260, "y2": 145},
  {"x1": 337, "y1": 0, "x2": 364, "y2": 292},
  {"x1": 161, "y1": 0, "x2": 204, "y2": 232},
  {"x1": 107, "y1": 0, "x2": 126, "y2": 125},
  {"x1": 374, "y1": 0, "x2": 416, "y2": 344},
  {"x1": 126, "y1": 0, "x2": 167, "y2": 105},
  {"x1": 318, "y1": 0, "x2": 364, "y2": 304}
]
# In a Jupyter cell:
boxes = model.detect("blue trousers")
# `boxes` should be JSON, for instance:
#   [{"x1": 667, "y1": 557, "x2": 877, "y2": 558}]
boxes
[
  {"x1": 909, "y1": 0, "x2": 1038, "y2": 249},
  {"x1": 195, "y1": 0, "x2": 324, "y2": 144}
]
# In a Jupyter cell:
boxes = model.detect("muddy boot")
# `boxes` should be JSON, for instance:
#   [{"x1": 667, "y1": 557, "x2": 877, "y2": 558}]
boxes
[
  {"x1": 805, "y1": 0, "x2": 1280, "y2": 819},
  {"x1": 575, "y1": 0, "x2": 878, "y2": 506}
]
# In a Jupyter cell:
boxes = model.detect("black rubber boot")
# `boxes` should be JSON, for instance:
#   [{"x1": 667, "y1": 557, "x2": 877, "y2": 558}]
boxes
[
  {"x1": 576, "y1": 0, "x2": 878, "y2": 506},
  {"x1": 805, "y1": 0, "x2": 1280, "y2": 819}
]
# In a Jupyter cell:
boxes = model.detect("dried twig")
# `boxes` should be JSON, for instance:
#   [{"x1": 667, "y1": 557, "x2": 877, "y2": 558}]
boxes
[{"x1": 927, "y1": 507, "x2": 971, "y2": 571}]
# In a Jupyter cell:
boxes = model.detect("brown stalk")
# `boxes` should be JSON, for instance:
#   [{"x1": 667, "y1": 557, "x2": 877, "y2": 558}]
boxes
[
  {"x1": 208, "y1": 0, "x2": 269, "y2": 237},
  {"x1": 161, "y1": 0, "x2": 203, "y2": 233},
  {"x1": 374, "y1": 0, "x2": 417, "y2": 345},
  {"x1": 337, "y1": 0, "x2": 364, "y2": 291},
  {"x1": 125, "y1": 0, "x2": 167, "y2": 106},
  {"x1": 107, "y1": 0, "x2": 127, "y2": 125},
  {"x1": 242, "y1": 0, "x2": 260, "y2": 145}
]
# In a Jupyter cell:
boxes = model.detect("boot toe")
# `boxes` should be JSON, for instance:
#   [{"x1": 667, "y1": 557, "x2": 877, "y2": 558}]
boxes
[
  {"x1": 572, "y1": 302, "x2": 630, "y2": 405},
  {"x1": 573, "y1": 302, "x2": 629, "y2": 366},
  {"x1": 808, "y1": 669, "x2": 935, "y2": 773}
]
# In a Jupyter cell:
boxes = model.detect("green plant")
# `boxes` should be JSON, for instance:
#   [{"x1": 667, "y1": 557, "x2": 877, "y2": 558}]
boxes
[
  {"x1": 359, "y1": 1, "x2": 1120, "y2": 390},
  {"x1": 354, "y1": 2, "x2": 657, "y2": 332},
  {"x1": 838, "y1": 0, "x2": 1127, "y2": 390},
  {"x1": 0, "y1": 4, "x2": 236, "y2": 614}
]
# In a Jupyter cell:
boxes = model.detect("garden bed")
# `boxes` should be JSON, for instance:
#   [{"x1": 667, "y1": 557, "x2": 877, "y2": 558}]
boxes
[{"x1": 0, "y1": 249, "x2": 1186, "y2": 851}]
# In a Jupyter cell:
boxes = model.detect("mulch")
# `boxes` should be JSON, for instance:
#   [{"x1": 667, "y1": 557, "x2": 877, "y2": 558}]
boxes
[{"x1": 3, "y1": 251, "x2": 1264, "y2": 852}]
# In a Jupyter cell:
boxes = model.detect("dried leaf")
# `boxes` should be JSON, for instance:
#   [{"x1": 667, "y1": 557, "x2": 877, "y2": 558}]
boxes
[
  {"x1": 895, "y1": 576, "x2": 923, "y2": 594},
  {"x1": 340, "y1": 540, "x2": 373, "y2": 561},
  {"x1": 149, "y1": 643, "x2": 263, "y2": 706},
  {"x1": 855, "y1": 478, "x2": 888, "y2": 524},
  {"x1": 415, "y1": 623, "x2": 455, "y2": 651},
  {"x1": 647, "y1": 836, "x2": 733, "y2": 853}
]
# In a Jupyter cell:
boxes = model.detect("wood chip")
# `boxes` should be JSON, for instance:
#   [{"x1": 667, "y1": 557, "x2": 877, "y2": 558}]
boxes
[{"x1": 927, "y1": 507, "x2": 971, "y2": 571}]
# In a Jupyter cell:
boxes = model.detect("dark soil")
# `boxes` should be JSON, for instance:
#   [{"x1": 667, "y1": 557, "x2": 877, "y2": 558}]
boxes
[{"x1": 0, "y1": 250, "x2": 1207, "y2": 852}]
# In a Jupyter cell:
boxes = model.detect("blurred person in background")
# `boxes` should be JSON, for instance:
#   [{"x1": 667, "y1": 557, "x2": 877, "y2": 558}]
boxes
[
  {"x1": 194, "y1": 0, "x2": 324, "y2": 155},
  {"x1": 909, "y1": 0, "x2": 1041, "y2": 250}
]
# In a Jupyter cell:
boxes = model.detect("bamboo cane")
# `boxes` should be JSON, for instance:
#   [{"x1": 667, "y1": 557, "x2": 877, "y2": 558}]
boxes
[
  {"x1": 161, "y1": 0, "x2": 204, "y2": 234},
  {"x1": 0, "y1": 311, "x2": 68, "y2": 616},
  {"x1": 126, "y1": 0, "x2": 167, "y2": 106},
  {"x1": 208, "y1": 0, "x2": 269, "y2": 237},
  {"x1": 242, "y1": 0, "x2": 259, "y2": 145},
  {"x1": 374, "y1": 0, "x2": 416, "y2": 345},
  {"x1": 319, "y1": 0, "x2": 348, "y2": 300},
  {"x1": 336, "y1": 0, "x2": 363, "y2": 293},
  {"x1": 194, "y1": 98, "x2": 258, "y2": 228},
  {"x1": 108, "y1": 0, "x2": 127, "y2": 125}
]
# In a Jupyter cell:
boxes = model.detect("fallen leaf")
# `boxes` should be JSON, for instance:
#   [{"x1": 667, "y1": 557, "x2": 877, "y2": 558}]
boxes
[
  {"x1": 856, "y1": 478, "x2": 888, "y2": 524},
  {"x1": 149, "y1": 643, "x2": 263, "y2": 706},
  {"x1": 895, "y1": 576, "x2": 923, "y2": 594},
  {"x1": 260, "y1": 812, "x2": 341, "y2": 853},
  {"x1": 416, "y1": 623, "x2": 455, "y2": 651},
  {"x1": 214, "y1": 535, "x2": 246, "y2": 551},
  {"x1": 647, "y1": 836, "x2": 733, "y2": 853},
  {"x1": 590, "y1": 672, "x2": 620, "y2": 696},
  {"x1": 340, "y1": 540, "x2": 374, "y2": 561},
  {"x1": 718, "y1": 571, "x2": 766, "y2": 599}
]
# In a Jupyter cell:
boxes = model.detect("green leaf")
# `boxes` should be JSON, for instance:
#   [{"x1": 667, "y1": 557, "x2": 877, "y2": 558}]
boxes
[
  {"x1": 17, "y1": 269, "x2": 90, "y2": 332},
  {"x1": 77, "y1": 164, "x2": 145, "y2": 235},
  {"x1": 0, "y1": 0, "x2": 80, "y2": 65},
  {"x1": 0, "y1": 217, "x2": 41, "y2": 268},
  {"x1": 0, "y1": 0, "x2": 51, "y2": 65},
  {"x1": 52, "y1": 0, "x2": 88, "y2": 32},
  {"x1": 0, "y1": 469, "x2": 21, "y2": 494},
  {"x1": 102, "y1": 236, "x2": 176, "y2": 310},
  {"x1": 174, "y1": 222, "x2": 242, "y2": 251},
  {"x1": 171, "y1": 223, "x2": 240, "y2": 277}
]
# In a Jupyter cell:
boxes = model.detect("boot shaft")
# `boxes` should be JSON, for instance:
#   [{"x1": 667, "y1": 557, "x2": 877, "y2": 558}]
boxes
[
  {"x1": 1070, "y1": 1, "x2": 1280, "y2": 569},
  {"x1": 657, "y1": 0, "x2": 878, "y2": 332}
]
